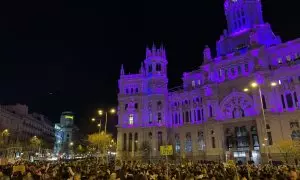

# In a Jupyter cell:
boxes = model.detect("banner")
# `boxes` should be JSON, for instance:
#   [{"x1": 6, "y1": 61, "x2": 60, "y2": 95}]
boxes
[{"x1": 160, "y1": 145, "x2": 173, "y2": 156}]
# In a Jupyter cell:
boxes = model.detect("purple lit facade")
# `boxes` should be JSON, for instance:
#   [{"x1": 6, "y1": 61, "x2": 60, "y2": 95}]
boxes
[{"x1": 117, "y1": 0, "x2": 300, "y2": 163}]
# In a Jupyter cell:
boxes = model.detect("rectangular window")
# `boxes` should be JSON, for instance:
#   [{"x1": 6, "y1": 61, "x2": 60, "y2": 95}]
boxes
[
  {"x1": 148, "y1": 65, "x2": 152, "y2": 72},
  {"x1": 219, "y1": 69, "x2": 222, "y2": 77},
  {"x1": 267, "y1": 132, "x2": 273, "y2": 145},
  {"x1": 129, "y1": 114, "x2": 134, "y2": 125},
  {"x1": 278, "y1": 58, "x2": 283, "y2": 64},
  {"x1": 192, "y1": 80, "x2": 195, "y2": 88},
  {"x1": 212, "y1": 137, "x2": 216, "y2": 148},
  {"x1": 149, "y1": 113, "x2": 152, "y2": 124},
  {"x1": 197, "y1": 109, "x2": 201, "y2": 121},
  {"x1": 197, "y1": 80, "x2": 201, "y2": 85},
  {"x1": 238, "y1": 66, "x2": 241, "y2": 74},
  {"x1": 281, "y1": 94, "x2": 286, "y2": 109},
  {"x1": 244, "y1": 64, "x2": 249, "y2": 72},
  {"x1": 157, "y1": 112, "x2": 162, "y2": 123}
]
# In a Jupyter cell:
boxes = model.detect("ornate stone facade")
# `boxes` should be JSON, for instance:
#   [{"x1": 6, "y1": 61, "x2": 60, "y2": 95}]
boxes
[{"x1": 117, "y1": 0, "x2": 300, "y2": 163}]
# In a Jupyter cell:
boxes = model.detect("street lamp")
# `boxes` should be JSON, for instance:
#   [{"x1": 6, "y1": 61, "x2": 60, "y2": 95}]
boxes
[
  {"x1": 98, "y1": 108, "x2": 116, "y2": 133},
  {"x1": 244, "y1": 81, "x2": 278, "y2": 163}
]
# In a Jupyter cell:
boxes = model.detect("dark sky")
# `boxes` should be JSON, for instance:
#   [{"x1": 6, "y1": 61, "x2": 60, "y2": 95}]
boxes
[{"x1": 1, "y1": 0, "x2": 300, "y2": 135}]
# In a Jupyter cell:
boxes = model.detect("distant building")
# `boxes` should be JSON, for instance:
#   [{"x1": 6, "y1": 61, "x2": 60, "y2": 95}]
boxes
[
  {"x1": 0, "y1": 104, "x2": 55, "y2": 147},
  {"x1": 117, "y1": 0, "x2": 300, "y2": 163},
  {"x1": 54, "y1": 112, "x2": 78, "y2": 155}
]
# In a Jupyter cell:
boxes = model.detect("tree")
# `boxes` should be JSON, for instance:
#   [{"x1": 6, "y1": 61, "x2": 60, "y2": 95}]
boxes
[
  {"x1": 275, "y1": 140, "x2": 298, "y2": 163},
  {"x1": 76, "y1": 145, "x2": 85, "y2": 155},
  {"x1": 88, "y1": 131, "x2": 113, "y2": 153},
  {"x1": 30, "y1": 136, "x2": 41, "y2": 149},
  {"x1": 140, "y1": 141, "x2": 151, "y2": 162}
]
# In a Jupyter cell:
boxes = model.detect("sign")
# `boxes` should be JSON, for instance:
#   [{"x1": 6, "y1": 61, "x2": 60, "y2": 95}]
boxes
[
  {"x1": 13, "y1": 165, "x2": 25, "y2": 174},
  {"x1": 64, "y1": 115, "x2": 74, "y2": 120},
  {"x1": 160, "y1": 145, "x2": 173, "y2": 156}
]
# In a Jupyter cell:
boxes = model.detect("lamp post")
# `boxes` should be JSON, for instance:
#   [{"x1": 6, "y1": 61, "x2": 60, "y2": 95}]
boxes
[
  {"x1": 244, "y1": 81, "x2": 277, "y2": 163},
  {"x1": 98, "y1": 108, "x2": 116, "y2": 134},
  {"x1": 91, "y1": 117, "x2": 102, "y2": 134}
]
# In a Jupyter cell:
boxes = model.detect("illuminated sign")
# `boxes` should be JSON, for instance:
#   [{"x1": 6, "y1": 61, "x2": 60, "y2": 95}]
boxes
[{"x1": 64, "y1": 115, "x2": 74, "y2": 120}]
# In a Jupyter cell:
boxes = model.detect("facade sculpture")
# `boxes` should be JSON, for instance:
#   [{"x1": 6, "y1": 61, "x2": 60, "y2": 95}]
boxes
[{"x1": 117, "y1": 0, "x2": 300, "y2": 163}]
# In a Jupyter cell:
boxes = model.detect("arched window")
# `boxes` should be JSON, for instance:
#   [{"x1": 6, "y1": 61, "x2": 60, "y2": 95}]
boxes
[
  {"x1": 128, "y1": 133, "x2": 132, "y2": 151},
  {"x1": 134, "y1": 133, "x2": 138, "y2": 152},
  {"x1": 286, "y1": 93, "x2": 294, "y2": 108},
  {"x1": 156, "y1": 63, "x2": 161, "y2": 71},
  {"x1": 134, "y1": 103, "x2": 138, "y2": 109},
  {"x1": 125, "y1": 104, "x2": 128, "y2": 110},
  {"x1": 126, "y1": 89, "x2": 129, "y2": 94},
  {"x1": 262, "y1": 95, "x2": 267, "y2": 109},
  {"x1": 123, "y1": 133, "x2": 127, "y2": 151},
  {"x1": 135, "y1": 88, "x2": 138, "y2": 93}
]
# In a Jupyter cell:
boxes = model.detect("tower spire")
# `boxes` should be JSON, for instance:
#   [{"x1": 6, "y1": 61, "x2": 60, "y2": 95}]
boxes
[{"x1": 120, "y1": 64, "x2": 125, "y2": 75}]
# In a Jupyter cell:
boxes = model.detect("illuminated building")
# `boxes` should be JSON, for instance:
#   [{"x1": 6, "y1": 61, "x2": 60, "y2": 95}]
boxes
[
  {"x1": 0, "y1": 104, "x2": 54, "y2": 147},
  {"x1": 117, "y1": 0, "x2": 300, "y2": 163},
  {"x1": 54, "y1": 111, "x2": 78, "y2": 155}
]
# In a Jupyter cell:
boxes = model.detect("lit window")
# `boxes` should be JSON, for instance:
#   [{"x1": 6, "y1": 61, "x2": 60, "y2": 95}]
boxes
[
  {"x1": 192, "y1": 80, "x2": 195, "y2": 87},
  {"x1": 278, "y1": 58, "x2": 282, "y2": 64},
  {"x1": 157, "y1": 112, "x2": 162, "y2": 123},
  {"x1": 197, "y1": 80, "x2": 201, "y2": 85},
  {"x1": 219, "y1": 69, "x2": 222, "y2": 77},
  {"x1": 129, "y1": 114, "x2": 134, "y2": 125},
  {"x1": 286, "y1": 55, "x2": 291, "y2": 61},
  {"x1": 149, "y1": 113, "x2": 152, "y2": 124}
]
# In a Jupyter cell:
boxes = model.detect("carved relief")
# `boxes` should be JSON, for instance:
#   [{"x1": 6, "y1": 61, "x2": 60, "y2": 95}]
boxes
[{"x1": 221, "y1": 93, "x2": 253, "y2": 119}]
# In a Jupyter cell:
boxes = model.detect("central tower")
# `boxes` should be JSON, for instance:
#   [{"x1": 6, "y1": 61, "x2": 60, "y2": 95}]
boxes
[{"x1": 224, "y1": 0, "x2": 264, "y2": 35}]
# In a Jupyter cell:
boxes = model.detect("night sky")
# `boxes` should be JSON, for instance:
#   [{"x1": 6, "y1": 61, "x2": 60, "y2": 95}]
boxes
[{"x1": 1, "y1": 0, "x2": 300, "y2": 135}]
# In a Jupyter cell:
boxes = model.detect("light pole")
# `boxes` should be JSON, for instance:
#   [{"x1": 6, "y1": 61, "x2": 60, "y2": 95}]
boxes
[
  {"x1": 98, "y1": 108, "x2": 116, "y2": 134},
  {"x1": 244, "y1": 81, "x2": 277, "y2": 163},
  {"x1": 91, "y1": 117, "x2": 102, "y2": 134}
]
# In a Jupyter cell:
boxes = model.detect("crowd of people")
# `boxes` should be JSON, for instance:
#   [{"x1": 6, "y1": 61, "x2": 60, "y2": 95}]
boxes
[{"x1": 0, "y1": 158, "x2": 299, "y2": 180}]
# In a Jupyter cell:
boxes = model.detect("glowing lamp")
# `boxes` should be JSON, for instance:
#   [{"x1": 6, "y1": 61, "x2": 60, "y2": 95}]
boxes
[
  {"x1": 270, "y1": 82, "x2": 277, "y2": 87},
  {"x1": 110, "y1": 108, "x2": 116, "y2": 114},
  {"x1": 251, "y1": 82, "x2": 258, "y2": 88},
  {"x1": 243, "y1": 88, "x2": 249, "y2": 92},
  {"x1": 98, "y1": 110, "x2": 103, "y2": 115}
]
